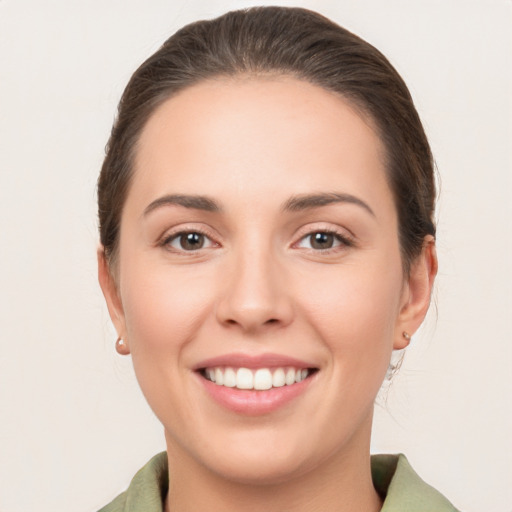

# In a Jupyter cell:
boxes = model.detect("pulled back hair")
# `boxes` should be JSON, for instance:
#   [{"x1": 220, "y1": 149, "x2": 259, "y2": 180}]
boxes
[{"x1": 98, "y1": 6, "x2": 435, "y2": 273}]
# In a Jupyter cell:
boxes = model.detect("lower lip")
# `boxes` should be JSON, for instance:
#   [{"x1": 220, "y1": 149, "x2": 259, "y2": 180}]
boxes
[{"x1": 197, "y1": 373, "x2": 315, "y2": 415}]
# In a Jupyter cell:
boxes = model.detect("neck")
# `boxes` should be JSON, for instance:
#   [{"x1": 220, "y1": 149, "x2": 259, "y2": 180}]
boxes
[{"x1": 164, "y1": 421, "x2": 382, "y2": 512}]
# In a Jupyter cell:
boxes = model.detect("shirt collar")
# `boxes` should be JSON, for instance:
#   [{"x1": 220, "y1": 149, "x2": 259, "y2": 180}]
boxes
[{"x1": 103, "y1": 452, "x2": 458, "y2": 512}]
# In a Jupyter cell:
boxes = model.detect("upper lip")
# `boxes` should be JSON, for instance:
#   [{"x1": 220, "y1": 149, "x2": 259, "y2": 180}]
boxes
[{"x1": 193, "y1": 353, "x2": 317, "y2": 371}]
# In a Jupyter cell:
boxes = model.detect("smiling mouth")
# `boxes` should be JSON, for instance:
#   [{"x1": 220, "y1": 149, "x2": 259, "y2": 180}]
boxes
[{"x1": 199, "y1": 366, "x2": 318, "y2": 391}]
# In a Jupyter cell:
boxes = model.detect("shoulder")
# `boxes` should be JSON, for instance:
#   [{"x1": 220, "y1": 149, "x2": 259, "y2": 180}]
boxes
[
  {"x1": 99, "y1": 452, "x2": 459, "y2": 512},
  {"x1": 97, "y1": 452, "x2": 168, "y2": 512},
  {"x1": 372, "y1": 453, "x2": 460, "y2": 511}
]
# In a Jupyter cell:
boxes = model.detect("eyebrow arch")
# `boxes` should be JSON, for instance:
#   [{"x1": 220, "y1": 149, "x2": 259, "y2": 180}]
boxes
[
  {"x1": 143, "y1": 194, "x2": 221, "y2": 217},
  {"x1": 282, "y1": 192, "x2": 375, "y2": 216}
]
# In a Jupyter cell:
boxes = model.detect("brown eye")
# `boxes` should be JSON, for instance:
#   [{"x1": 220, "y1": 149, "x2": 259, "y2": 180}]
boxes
[
  {"x1": 164, "y1": 231, "x2": 215, "y2": 252},
  {"x1": 179, "y1": 232, "x2": 205, "y2": 250},
  {"x1": 296, "y1": 230, "x2": 352, "y2": 252},
  {"x1": 309, "y1": 232, "x2": 334, "y2": 250}
]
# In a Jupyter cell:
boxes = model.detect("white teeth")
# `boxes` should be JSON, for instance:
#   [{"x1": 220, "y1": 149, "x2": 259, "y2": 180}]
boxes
[
  {"x1": 203, "y1": 366, "x2": 312, "y2": 390},
  {"x1": 254, "y1": 369, "x2": 272, "y2": 390},
  {"x1": 272, "y1": 368, "x2": 286, "y2": 388},
  {"x1": 285, "y1": 368, "x2": 296, "y2": 385},
  {"x1": 223, "y1": 367, "x2": 236, "y2": 388},
  {"x1": 215, "y1": 367, "x2": 224, "y2": 386},
  {"x1": 236, "y1": 368, "x2": 254, "y2": 389}
]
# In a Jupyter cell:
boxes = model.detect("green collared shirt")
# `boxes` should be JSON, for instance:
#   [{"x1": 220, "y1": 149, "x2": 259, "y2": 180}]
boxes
[{"x1": 99, "y1": 452, "x2": 459, "y2": 511}]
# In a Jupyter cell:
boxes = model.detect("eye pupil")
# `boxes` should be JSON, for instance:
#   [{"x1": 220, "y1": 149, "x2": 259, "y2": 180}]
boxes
[
  {"x1": 180, "y1": 232, "x2": 204, "y2": 250},
  {"x1": 311, "y1": 232, "x2": 334, "y2": 249}
]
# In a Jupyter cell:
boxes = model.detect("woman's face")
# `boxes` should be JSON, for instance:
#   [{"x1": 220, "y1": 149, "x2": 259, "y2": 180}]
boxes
[{"x1": 100, "y1": 77, "x2": 432, "y2": 483}]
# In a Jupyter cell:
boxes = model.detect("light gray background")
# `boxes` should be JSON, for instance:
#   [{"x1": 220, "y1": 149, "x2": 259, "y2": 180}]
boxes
[{"x1": 0, "y1": 1, "x2": 510, "y2": 511}]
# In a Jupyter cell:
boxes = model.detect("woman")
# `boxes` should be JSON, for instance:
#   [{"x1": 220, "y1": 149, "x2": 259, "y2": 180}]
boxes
[{"x1": 97, "y1": 6, "x2": 457, "y2": 511}]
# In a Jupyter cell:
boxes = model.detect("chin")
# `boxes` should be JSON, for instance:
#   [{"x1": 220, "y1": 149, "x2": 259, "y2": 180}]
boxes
[
  {"x1": 208, "y1": 450, "x2": 316, "y2": 486},
  {"x1": 175, "y1": 421, "x2": 341, "y2": 487}
]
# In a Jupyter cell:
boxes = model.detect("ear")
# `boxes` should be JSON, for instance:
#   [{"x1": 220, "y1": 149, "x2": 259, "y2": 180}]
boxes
[
  {"x1": 394, "y1": 236, "x2": 438, "y2": 350},
  {"x1": 97, "y1": 246, "x2": 128, "y2": 350}
]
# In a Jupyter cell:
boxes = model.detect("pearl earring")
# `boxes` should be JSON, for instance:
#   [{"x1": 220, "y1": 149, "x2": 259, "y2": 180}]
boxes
[{"x1": 115, "y1": 336, "x2": 130, "y2": 355}]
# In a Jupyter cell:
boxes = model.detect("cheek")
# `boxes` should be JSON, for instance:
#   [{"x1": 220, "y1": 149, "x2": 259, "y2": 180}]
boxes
[
  {"x1": 299, "y1": 259, "x2": 403, "y2": 370},
  {"x1": 120, "y1": 259, "x2": 216, "y2": 357},
  {"x1": 117, "y1": 259, "x2": 220, "y2": 427}
]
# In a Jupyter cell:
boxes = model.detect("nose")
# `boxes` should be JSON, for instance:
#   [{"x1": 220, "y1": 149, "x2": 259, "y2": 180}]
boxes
[{"x1": 215, "y1": 245, "x2": 294, "y2": 333}]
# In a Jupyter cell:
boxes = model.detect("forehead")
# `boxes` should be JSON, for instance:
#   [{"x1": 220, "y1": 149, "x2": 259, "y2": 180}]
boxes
[{"x1": 129, "y1": 76, "x2": 392, "y2": 216}]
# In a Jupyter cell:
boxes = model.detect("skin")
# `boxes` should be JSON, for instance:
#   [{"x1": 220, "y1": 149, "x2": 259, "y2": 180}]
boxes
[{"x1": 99, "y1": 77, "x2": 437, "y2": 512}]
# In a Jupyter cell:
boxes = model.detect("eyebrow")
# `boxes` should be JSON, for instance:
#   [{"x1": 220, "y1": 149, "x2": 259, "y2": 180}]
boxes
[
  {"x1": 143, "y1": 194, "x2": 221, "y2": 216},
  {"x1": 282, "y1": 192, "x2": 375, "y2": 216},
  {"x1": 142, "y1": 191, "x2": 374, "y2": 218}
]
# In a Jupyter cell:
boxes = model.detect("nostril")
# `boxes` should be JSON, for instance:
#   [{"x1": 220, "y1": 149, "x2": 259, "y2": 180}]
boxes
[
  {"x1": 225, "y1": 318, "x2": 278, "y2": 326},
  {"x1": 222, "y1": 317, "x2": 280, "y2": 329}
]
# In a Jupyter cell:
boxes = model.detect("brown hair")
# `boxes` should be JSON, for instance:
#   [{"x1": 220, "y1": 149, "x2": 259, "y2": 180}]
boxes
[{"x1": 98, "y1": 6, "x2": 435, "y2": 272}]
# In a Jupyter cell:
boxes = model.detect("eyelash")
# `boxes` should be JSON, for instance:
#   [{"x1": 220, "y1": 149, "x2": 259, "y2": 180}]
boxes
[
  {"x1": 158, "y1": 227, "x2": 355, "y2": 254},
  {"x1": 159, "y1": 228, "x2": 218, "y2": 254},
  {"x1": 294, "y1": 229, "x2": 355, "y2": 253}
]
